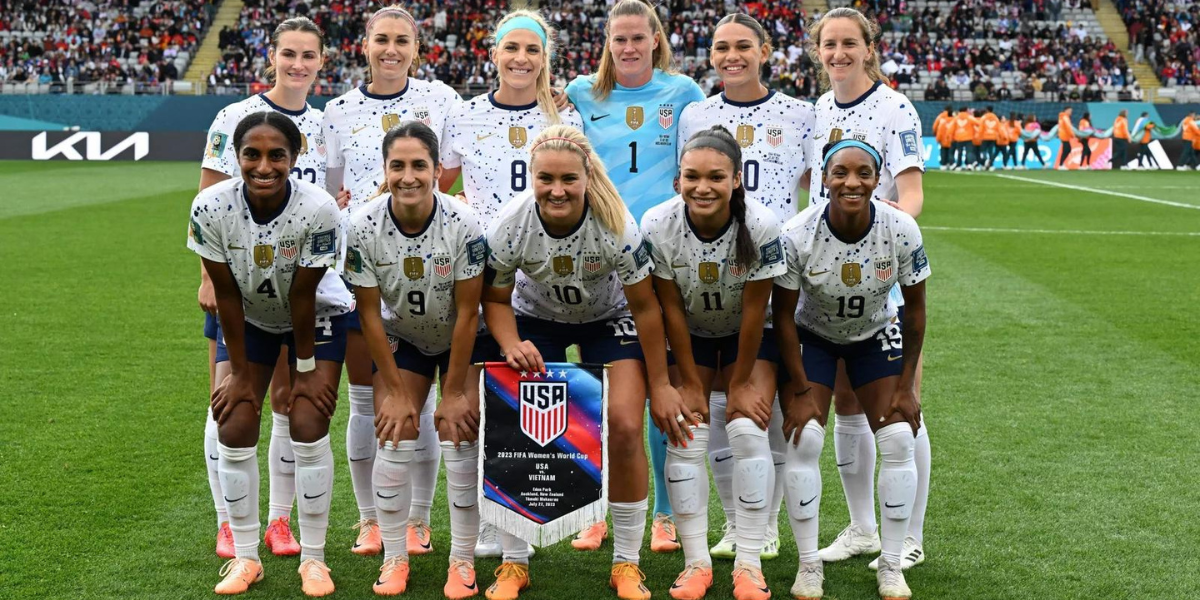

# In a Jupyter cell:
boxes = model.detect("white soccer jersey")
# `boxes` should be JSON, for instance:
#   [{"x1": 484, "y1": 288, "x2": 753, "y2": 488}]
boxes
[
  {"x1": 343, "y1": 192, "x2": 486, "y2": 355},
  {"x1": 678, "y1": 91, "x2": 815, "y2": 221},
  {"x1": 323, "y1": 81, "x2": 462, "y2": 213},
  {"x1": 202, "y1": 93, "x2": 328, "y2": 187},
  {"x1": 486, "y1": 191, "x2": 653, "y2": 324},
  {"x1": 188, "y1": 179, "x2": 351, "y2": 333},
  {"x1": 641, "y1": 196, "x2": 787, "y2": 337},
  {"x1": 807, "y1": 82, "x2": 925, "y2": 206},
  {"x1": 776, "y1": 201, "x2": 930, "y2": 343},
  {"x1": 441, "y1": 92, "x2": 584, "y2": 225}
]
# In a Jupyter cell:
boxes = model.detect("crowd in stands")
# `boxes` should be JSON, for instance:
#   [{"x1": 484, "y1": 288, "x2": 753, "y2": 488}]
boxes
[
  {"x1": 1117, "y1": 0, "x2": 1199, "y2": 86},
  {"x1": 0, "y1": 0, "x2": 212, "y2": 90}
]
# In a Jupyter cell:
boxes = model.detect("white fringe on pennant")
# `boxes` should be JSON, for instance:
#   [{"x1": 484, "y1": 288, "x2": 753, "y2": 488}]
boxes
[{"x1": 475, "y1": 364, "x2": 610, "y2": 548}]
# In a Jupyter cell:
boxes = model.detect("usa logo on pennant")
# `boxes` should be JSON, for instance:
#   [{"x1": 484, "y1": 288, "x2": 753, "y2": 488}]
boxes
[
  {"x1": 874, "y1": 257, "x2": 894, "y2": 281},
  {"x1": 519, "y1": 380, "x2": 568, "y2": 447},
  {"x1": 583, "y1": 254, "x2": 603, "y2": 273},
  {"x1": 767, "y1": 126, "x2": 783, "y2": 148},
  {"x1": 658, "y1": 104, "x2": 674, "y2": 129},
  {"x1": 432, "y1": 255, "x2": 452, "y2": 278},
  {"x1": 278, "y1": 239, "x2": 298, "y2": 260}
]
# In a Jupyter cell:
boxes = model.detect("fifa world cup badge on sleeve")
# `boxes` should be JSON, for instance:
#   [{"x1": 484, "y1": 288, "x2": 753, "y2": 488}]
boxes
[
  {"x1": 311, "y1": 229, "x2": 336, "y2": 255},
  {"x1": 901, "y1": 130, "x2": 919, "y2": 156},
  {"x1": 479, "y1": 363, "x2": 608, "y2": 547}
]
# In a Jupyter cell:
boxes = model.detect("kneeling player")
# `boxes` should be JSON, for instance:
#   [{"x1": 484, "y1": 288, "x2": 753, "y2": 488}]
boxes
[
  {"x1": 641, "y1": 126, "x2": 787, "y2": 600},
  {"x1": 344, "y1": 122, "x2": 487, "y2": 598},
  {"x1": 188, "y1": 112, "x2": 349, "y2": 596},
  {"x1": 482, "y1": 125, "x2": 686, "y2": 600},
  {"x1": 773, "y1": 140, "x2": 929, "y2": 600}
]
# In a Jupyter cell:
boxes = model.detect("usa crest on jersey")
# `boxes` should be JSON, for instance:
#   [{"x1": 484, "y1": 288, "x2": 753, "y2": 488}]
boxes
[
  {"x1": 767, "y1": 126, "x2": 783, "y2": 148},
  {"x1": 279, "y1": 238, "x2": 298, "y2": 260},
  {"x1": 583, "y1": 254, "x2": 603, "y2": 274},
  {"x1": 432, "y1": 255, "x2": 452, "y2": 278},
  {"x1": 414, "y1": 107, "x2": 431, "y2": 127},
  {"x1": 874, "y1": 257, "x2": 894, "y2": 281},
  {"x1": 520, "y1": 379, "x2": 568, "y2": 447},
  {"x1": 658, "y1": 104, "x2": 674, "y2": 129}
]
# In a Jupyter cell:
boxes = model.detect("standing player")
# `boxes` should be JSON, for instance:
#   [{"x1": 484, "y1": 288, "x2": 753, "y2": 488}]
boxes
[
  {"x1": 1021, "y1": 115, "x2": 1047, "y2": 169},
  {"x1": 643, "y1": 126, "x2": 788, "y2": 600},
  {"x1": 950, "y1": 107, "x2": 974, "y2": 170},
  {"x1": 482, "y1": 125, "x2": 688, "y2": 600},
  {"x1": 322, "y1": 4, "x2": 462, "y2": 557},
  {"x1": 774, "y1": 139, "x2": 929, "y2": 600},
  {"x1": 1077, "y1": 112, "x2": 1094, "y2": 169},
  {"x1": 565, "y1": 0, "x2": 705, "y2": 553},
  {"x1": 189, "y1": 112, "x2": 348, "y2": 596},
  {"x1": 438, "y1": 8, "x2": 582, "y2": 559},
  {"x1": 804, "y1": 7, "x2": 933, "y2": 572},
  {"x1": 198, "y1": 17, "x2": 338, "y2": 560},
  {"x1": 1112, "y1": 110, "x2": 1130, "y2": 170},
  {"x1": 343, "y1": 122, "x2": 487, "y2": 599},
  {"x1": 1056, "y1": 107, "x2": 1074, "y2": 170},
  {"x1": 931, "y1": 106, "x2": 953, "y2": 170},
  {"x1": 677, "y1": 12, "x2": 814, "y2": 563}
]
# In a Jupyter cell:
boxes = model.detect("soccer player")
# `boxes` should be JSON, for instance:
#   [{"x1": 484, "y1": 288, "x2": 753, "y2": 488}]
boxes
[
  {"x1": 322, "y1": 4, "x2": 462, "y2": 556},
  {"x1": 198, "y1": 17, "x2": 339, "y2": 559},
  {"x1": 805, "y1": 7, "x2": 932, "y2": 572},
  {"x1": 188, "y1": 112, "x2": 348, "y2": 596},
  {"x1": 342, "y1": 121, "x2": 487, "y2": 599},
  {"x1": 565, "y1": 0, "x2": 705, "y2": 553},
  {"x1": 482, "y1": 125, "x2": 686, "y2": 600},
  {"x1": 438, "y1": 8, "x2": 581, "y2": 558},
  {"x1": 642, "y1": 126, "x2": 788, "y2": 600},
  {"x1": 677, "y1": 11, "x2": 814, "y2": 563},
  {"x1": 774, "y1": 139, "x2": 929, "y2": 600}
]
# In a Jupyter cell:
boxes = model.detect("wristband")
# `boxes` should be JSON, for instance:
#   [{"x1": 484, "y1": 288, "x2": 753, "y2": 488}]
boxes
[{"x1": 296, "y1": 356, "x2": 316, "y2": 373}]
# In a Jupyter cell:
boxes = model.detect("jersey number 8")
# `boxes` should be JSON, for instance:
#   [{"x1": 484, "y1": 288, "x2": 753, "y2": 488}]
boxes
[{"x1": 511, "y1": 160, "x2": 527, "y2": 192}]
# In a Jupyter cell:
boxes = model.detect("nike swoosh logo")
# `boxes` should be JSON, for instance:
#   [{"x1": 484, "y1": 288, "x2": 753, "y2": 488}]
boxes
[
  {"x1": 885, "y1": 502, "x2": 906, "y2": 508},
  {"x1": 315, "y1": 340, "x2": 332, "y2": 346},
  {"x1": 759, "y1": 586, "x2": 770, "y2": 593},
  {"x1": 453, "y1": 502, "x2": 476, "y2": 509},
  {"x1": 376, "y1": 262, "x2": 396, "y2": 267},
  {"x1": 351, "y1": 456, "x2": 372, "y2": 462},
  {"x1": 888, "y1": 354, "x2": 902, "y2": 362},
  {"x1": 465, "y1": 581, "x2": 478, "y2": 590},
  {"x1": 352, "y1": 126, "x2": 369, "y2": 135},
  {"x1": 799, "y1": 495, "x2": 817, "y2": 507},
  {"x1": 375, "y1": 578, "x2": 387, "y2": 586},
  {"x1": 671, "y1": 263, "x2": 688, "y2": 269},
  {"x1": 224, "y1": 495, "x2": 248, "y2": 503},
  {"x1": 815, "y1": 134, "x2": 826, "y2": 140},
  {"x1": 377, "y1": 492, "x2": 398, "y2": 499},
  {"x1": 227, "y1": 245, "x2": 245, "y2": 250},
  {"x1": 590, "y1": 114, "x2": 610, "y2": 121},
  {"x1": 280, "y1": 457, "x2": 295, "y2": 463},
  {"x1": 303, "y1": 492, "x2": 327, "y2": 500},
  {"x1": 714, "y1": 455, "x2": 733, "y2": 463},
  {"x1": 737, "y1": 496, "x2": 763, "y2": 505},
  {"x1": 667, "y1": 477, "x2": 694, "y2": 483},
  {"x1": 836, "y1": 461, "x2": 853, "y2": 467},
  {"x1": 808, "y1": 269, "x2": 830, "y2": 276},
  {"x1": 526, "y1": 260, "x2": 545, "y2": 267},
  {"x1": 209, "y1": 454, "x2": 219, "y2": 461},
  {"x1": 620, "y1": 339, "x2": 639, "y2": 345},
  {"x1": 476, "y1": 133, "x2": 494, "y2": 141},
  {"x1": 419, "y1": 540, "x2": 432, "y2": 550}
]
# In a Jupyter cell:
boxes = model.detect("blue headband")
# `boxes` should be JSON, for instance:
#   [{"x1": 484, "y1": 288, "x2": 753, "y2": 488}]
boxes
[
  {"x1": 494, "y1": 16, "x2": 547, "y2": 47},
  {"x1": 823, "y1": 139, "x2": 882, "y2": 171}
]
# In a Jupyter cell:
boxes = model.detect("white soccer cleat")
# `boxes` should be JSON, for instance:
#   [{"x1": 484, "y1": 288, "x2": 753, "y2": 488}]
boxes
[
  {"x1": 868, "y1": 536, "x2": 925, "y2": 571},
  {"x1": 760, "y1": 524, "x2": 780, "y2": 560},
  {"x1": 876, "y1": 556, "x2": 912, "y2": 599},
  {"x1": 709, "y1": 521, "x2": 737, "y2": 559},
  {"x1": 791, "y1": 560, "x2": 824, "y2": 599},
  {"x1": 818, "y1": 524, "x2": 880, "y2": 562},
  {"x1": 475, "y1": 522, "x2": 502, "y2": 558}
]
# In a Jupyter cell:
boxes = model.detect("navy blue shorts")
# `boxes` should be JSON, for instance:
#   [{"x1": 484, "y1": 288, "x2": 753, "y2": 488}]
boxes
[
  {"x1": 344, "y1": 305, "x2": 361, "y2": 332},
  {"x1": 375, "y1": 333, "x2": 502, "y2": 378},
  {"x1": 203, "y1": 312, "x2": 219, "y2": 340},
  {"x1": 668, "y1": 330, "x2": 779, "y2": 370},
  {"x1": 515, "y1": 315, "x2": 644, "y2": 363},
  {"x1": 783, "y1": 322, "x2": 903, "y2": 390},
  {"x1": 215, "y1": 314, "x2": 349, "y2": 366}
]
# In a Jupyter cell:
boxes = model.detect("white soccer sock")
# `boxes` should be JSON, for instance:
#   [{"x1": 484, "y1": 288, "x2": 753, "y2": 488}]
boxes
[
  {"x1": 834, "y1": 413, "x2": 878, "y2": 533},
  {"x1": 410, "y1": 388, "x2": 439, "y2": 524},
  {"x1": 876, "y1": 423, "x2": 917, "y2": 565},
  {"x1": 767, "y1": 399, "x2": 787, "y2": 532},
  {"x1": 785, "y1": 421, "x2": 824, "y2": 563},
  {"x1": 499, "y1": 531, "x2": 531, "y2": 564},
  {"x1": 346, "y1": 384, "x2": 377, "y2": 522},
  {"x1": 666, "y1": 424, "x2": 711, "y2": 567},
  {"x1": 727, "y1": 418, "x2": 773, "y2": 568},
  {"x1": 375, "y1": 441, "x2": 415, "y2": 560},
  {"x1": 267, "y1": 412, "x2": 296, "y2": 521},
  {"x1": 911, "y1": 419, "x2": 930, "y2": 545},
  {"x1": 610, "y1": 498, "x2": 648, "y2": 565},
  {"x1": 707, "y1": 391, "x2": 736, "y2": 527},
  {"x1": 293, "y1": 435, "x2": 334, "y2": 563},
  {"x1": 442, "y1": 441, "x2": 480, "y2": 561},
  {"x1": 204, "y1": 408, "x2": 228, "y2": 527},
  {"x1": 218, "y1": 443, "x2": 259, "y2": 560}
]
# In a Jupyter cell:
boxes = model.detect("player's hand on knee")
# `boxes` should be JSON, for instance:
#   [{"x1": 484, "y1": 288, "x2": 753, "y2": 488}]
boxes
[
  {"x1": 198, "y1": 281, "x2": 217, "y2": 315},
  {"x1": 211, "y1": 373, "x2": 258, "y2": 425},
  {"x1": 375, "y1": 393, "x2": 419, "y2": 447},
  {"x1": 503, "y1": 340, "x2": 544, "y2": 374},
  {"x1": 782, "y1": 385, "x2": 821, "y2": 446},
  {"x1": 678, "y1": 383, "x2": 708, "y2": 423},
  {"x1": 434, "y1": 388, "x2": 480, "y2": 447},
  {"x1": 883, "y1": 388, "x2": 921, "y2": 436},
  {"x1": 728, "y1": 382, "x2": 771, "y2": 430},
  {"x1": 289, "y1": 370, "x2": 335, "y2": 419},
  {"x1": 651, "y1": 384, "x2": 696, "y2": 448}
]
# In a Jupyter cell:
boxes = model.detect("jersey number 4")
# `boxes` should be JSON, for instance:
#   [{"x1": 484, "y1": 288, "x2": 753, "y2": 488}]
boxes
[{"x1": 257, "y1": 280, "x2": 278, "y2": 298}]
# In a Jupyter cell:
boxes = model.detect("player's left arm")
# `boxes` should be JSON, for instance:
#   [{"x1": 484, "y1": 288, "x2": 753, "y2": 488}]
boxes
[
  {"x1": 893, "y1": 168, "x2": 924, "y2": 218},
  {"x1": 625, "y1": 276, "x2": 693, "y2": 447},
  {"x1": 437, "y1": 229, "x2": 487, "y2": 445},
  {"x1": 287, "y1": 264, "x2": 334, "y2": 416},
  {"x1": 726, "y1": 277, "x2": 774, "y2": 429}
]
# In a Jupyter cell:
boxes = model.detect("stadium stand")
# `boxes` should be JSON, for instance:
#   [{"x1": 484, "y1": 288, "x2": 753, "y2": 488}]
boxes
[
  {"x1": 0, "y1": 0, "x2": 214, "y2": 94},
  {"x1": 1116, "y1": 0, "x2": 1200, "y2": 102}
]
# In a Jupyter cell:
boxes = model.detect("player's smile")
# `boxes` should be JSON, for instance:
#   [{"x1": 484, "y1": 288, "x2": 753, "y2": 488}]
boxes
[
  {"x1": 679, "y1": 148, "x2": 737, "y2": 228},
  {"x1": 825, "y1": 147, "x2": 878, "y2": 219},
  {"x1": 496, "y1": 29, "x2": 543, "y2": 90},
  {"x1": 820, "y1": 19, "x2": 870, "y2": 84},
  {"x1": 272, "y1": 30, "x2": 323, "y2": 92},
  {"x1": 532, "y1": 149, "x2": 587, "y2": 232},
  {"x1": 366, "y1": 17, "x2": 416, "y2": 84},
  {"x1": 608, "y1": 15, "x2": 657, "y2": 84},
  {"x1": 711, "y1": 23, "x2": 766, "y2": 88},
  {"x1": 238, "y1": 126, "x2": 294, "y2": 203},
  {"x1": 385, "y1": 137, "x2": 439, "y2": 216}
]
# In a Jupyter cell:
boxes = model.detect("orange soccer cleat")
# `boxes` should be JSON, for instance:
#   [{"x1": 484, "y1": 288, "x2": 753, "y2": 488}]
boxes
[
  {"x1": 571, "y1": 521, "x2": 608, "y2": 551},
  {"x1": 650, "y1": 513, "x2": 681, "y2": 553},
  {"x1": 214, "y1": 558, "x2": 263, "y2": 595},
  {"x1": 374, "y1": 556, "x2": 410, "y2": 596},
  {"x1": 669, "y1": 564, "x2": 713, "y2": 600},
  {"x1": 216, "y1": 522, "x2": 236, "y2": 559},
  {"x1": 610, "y1": 562, "x2": 651, "y2": 600},
  {"x1": 407, "y1": 519, "x2": 434, "y2": 555},
  {"x1": 353, "y1": 518, "x2": 383, "y2": 556},
  {"x1": 731, "y1": 562, "x2": 771, "y2": 600},
  {"x1": 485, "y1": 562, "x2": 530, "y2": 600},
  {"x1": 264, "y1": 516, "x2": 301, "y2": 556},
  {"x1": 445, "y1": 558, "x2": 480, "y2": 599}
]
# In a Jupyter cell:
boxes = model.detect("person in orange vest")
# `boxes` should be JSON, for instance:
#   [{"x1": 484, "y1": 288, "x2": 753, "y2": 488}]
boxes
[
  {"x1": 1190, "y1": 121, "x2": 1200, "y2": 170},
  {"x1": 1006, "y1": 112, "x2": 1022, "y2": 169},
  {"x1": 1077, "y1": 111, "x2": 1094, "y2": 170},
  {"x1": 970, "y1": 109, "x2": 985, "y2": 169},
  {"x1": 932, "y1": 104, "x2": 953, "y2": 169},
  {"x1": 1132, "y1": 112, "x2": 1159, "y2": 169},
  {"x1": 979, "y1": 106, "x2": 1001, "y2": 169},
  {"x1": 952, "y1": 105, "x2": 976, "y2": 169},
  {"x1": 1111, "y1": 110, "x2": 1130, "y2": 170},
  {"x1": 1021, "y1": 114, "x2": 1047, "y2": 168},
  {"x1": 1056, "y1": 107, "x2": 1074, "y2": 170},
  {"x1": 1178, "y1": 111, "x2": 1198, "y2": 171},
  {"x1": 995, "y1": 113, "x2": 1011, "y2": 169}
]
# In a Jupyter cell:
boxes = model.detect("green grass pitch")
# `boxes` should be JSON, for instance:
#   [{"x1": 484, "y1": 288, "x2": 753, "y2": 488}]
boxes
[{"x1": 2, "y1": 162, "x2": 1198, "y2": 599}]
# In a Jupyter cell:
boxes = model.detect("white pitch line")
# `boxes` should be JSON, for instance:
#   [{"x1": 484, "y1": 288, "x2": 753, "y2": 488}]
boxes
[
  {"x1": 924, "y1": 226, "x2": 1200, "y2": 237},
  {"x1": 990, "y1": 173, "x2": 1200, "y2": 210}
]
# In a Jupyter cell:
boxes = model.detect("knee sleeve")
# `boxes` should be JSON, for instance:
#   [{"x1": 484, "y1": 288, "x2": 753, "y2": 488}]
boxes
[
  {"x1": 373, "y1": 441, "x2": 415, "y2": 512},
  {"x1": 876, "y1": 423, "x2": 917, "y2": 520},
  {"x1": 440, "y1": 441, "x2": 479, "y2": 509},
  {"x1": 728, "y1": 419, "x2": 771, "y2": 510},
  {"x1": 665, "y1": 425, "x2": 708, "y2": 515},
  {"x1": 785, "y1": 421, "x2": 824, "y2": 520}
]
